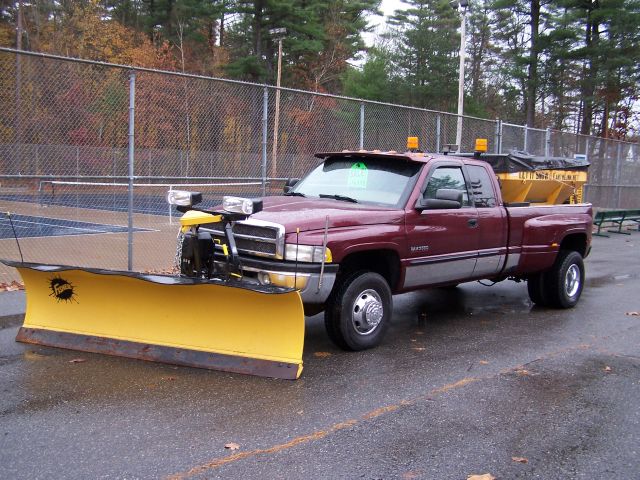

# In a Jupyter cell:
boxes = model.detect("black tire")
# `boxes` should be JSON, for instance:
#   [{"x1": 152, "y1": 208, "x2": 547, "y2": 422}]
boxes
[
  {"x1": 542, "y1": 250, "x2": 585, "y2": 308},
  {"x1": 527, "y1": 272, "x2": 548, "y2": 306},
  {"x1": 303, "y1": 304, "x2": 325, "y2": 317},
  {"x1": 324, "y1": 271, "x2": 392, "y2": 351}
]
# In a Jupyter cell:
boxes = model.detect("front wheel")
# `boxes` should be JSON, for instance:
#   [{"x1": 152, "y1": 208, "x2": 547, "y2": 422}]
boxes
[{"x1": 324, "y1": 271, "x2": 392, "y2": 351}]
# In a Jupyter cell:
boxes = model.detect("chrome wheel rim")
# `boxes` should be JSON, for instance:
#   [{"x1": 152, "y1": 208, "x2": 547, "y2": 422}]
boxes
[
  {"x1": 565, "y1": 264, "x2": 581, "y2": 298},
  {"x1": 351, "y1": 289, "x2": 384, "y2": 335}
]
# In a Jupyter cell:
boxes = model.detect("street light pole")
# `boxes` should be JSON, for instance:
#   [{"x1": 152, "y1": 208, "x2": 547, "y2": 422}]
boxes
[
  {"x1": 269, "y1": 28, "x2": 286, "y2": 180},
  {"x1": 454, "y1": 1, "x2": 469, "y2": 153}
]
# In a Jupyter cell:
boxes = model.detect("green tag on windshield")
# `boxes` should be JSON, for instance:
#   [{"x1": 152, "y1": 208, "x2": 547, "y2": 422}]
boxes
[{"x1": 348, "y1": 162, "x2": 368, "y2": 189}]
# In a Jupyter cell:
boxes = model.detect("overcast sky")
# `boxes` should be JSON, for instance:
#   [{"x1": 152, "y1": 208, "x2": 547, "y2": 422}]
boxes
[{"x1": 364, "y1": 0, "x2": 407, "y2": 47}]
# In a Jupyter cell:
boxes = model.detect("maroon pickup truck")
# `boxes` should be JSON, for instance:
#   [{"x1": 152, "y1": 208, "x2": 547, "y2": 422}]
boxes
[{"x1": 194, "y1": 150, "x2": 593, "y2": 351}]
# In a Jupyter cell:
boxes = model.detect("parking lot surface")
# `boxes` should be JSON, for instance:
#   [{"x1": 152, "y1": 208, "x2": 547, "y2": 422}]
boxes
[{"x1": 1, "y1": 234, "x2": 639, "y2": 479}]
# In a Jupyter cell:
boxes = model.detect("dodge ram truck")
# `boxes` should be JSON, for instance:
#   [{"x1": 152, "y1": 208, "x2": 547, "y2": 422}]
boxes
[{"x1": 188, "y1": 149, "x2": 593, "y2": 351}]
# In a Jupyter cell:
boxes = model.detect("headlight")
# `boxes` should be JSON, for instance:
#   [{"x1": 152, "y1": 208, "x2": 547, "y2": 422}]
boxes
[
  {"x1": 222, "y1": 196, "x2": 263, "y2": 215},
  {"x1": 285, "y1": 244, "x2": 332, "y2": 263},
  {"x1": 167, "y1": 190, "x2": 202, "y2": 206}
]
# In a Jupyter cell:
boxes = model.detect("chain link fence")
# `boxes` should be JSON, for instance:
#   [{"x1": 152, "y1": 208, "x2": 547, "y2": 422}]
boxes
[{"x1": 1, "y1": 48, "x2": 639, "y2": 279}]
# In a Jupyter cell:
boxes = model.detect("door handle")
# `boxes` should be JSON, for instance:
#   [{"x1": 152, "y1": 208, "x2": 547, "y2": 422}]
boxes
[{"x1": 467, "y1": 218, "x2": 478, "y2": 228}]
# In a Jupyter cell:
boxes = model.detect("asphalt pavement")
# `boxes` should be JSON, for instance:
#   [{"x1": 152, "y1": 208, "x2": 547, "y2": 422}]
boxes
[{"x1": 1, "y1": 233, "x2": 639, "y2": 479}]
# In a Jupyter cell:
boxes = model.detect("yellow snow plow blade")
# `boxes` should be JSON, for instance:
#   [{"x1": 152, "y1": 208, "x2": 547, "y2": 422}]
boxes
[{"x1": 7, "y1": 261, "x2": 305, "y2": 379}]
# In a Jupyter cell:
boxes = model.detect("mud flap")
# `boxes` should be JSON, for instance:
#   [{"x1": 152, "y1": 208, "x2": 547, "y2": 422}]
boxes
[{"x1": 5, "y1": 261, "x2": 305, "y2": 379}]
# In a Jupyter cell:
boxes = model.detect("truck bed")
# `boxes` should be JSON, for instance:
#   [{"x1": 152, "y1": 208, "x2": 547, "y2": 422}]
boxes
[{"x1": 504, "y1": 203, "x2": 593, "y2": 276}]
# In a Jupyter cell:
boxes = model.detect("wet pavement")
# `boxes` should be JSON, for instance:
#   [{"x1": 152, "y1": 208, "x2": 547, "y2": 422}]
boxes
[{"x1": 1, "y1": 234, "x2": 639, "y2": 479}]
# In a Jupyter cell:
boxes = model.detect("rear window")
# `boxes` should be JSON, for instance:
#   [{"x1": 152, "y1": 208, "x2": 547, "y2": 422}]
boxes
[{"x1": 467, "y1": 165, "x2": 497, "y2": 208}]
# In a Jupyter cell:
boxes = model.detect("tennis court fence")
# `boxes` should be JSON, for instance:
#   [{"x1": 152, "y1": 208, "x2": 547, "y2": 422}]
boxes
[{"x1": 1, "y1": 47, "x2": 639, "y2": 276}]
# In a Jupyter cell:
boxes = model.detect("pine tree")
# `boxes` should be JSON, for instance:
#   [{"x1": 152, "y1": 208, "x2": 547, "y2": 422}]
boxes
[{"x1": 389, "y1": 0, "x2": 460, "y2": 111}]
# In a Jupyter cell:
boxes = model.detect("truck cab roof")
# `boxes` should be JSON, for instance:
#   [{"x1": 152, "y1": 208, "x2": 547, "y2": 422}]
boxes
[
  {"x1": 315, "y1": 150, "x2": 435, "y2": 164},
  {"x1": 314, "y1": 150, "x2": 490, "y2": 168}
]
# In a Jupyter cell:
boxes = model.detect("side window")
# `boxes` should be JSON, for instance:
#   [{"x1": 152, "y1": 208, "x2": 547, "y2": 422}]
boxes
[
  {"x1": 424, "y1": 166, "x2": 471, "y2": 206},
  {"x1": 467, "y1": 165, "x2": 497, "y2": 208}
]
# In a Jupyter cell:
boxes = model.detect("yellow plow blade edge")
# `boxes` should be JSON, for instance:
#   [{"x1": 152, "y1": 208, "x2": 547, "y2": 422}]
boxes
[{"x1": 7, "y1": 261, "x2": 305, "y2": 379}]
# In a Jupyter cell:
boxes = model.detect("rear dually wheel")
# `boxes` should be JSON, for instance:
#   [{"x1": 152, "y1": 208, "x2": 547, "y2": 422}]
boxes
[{"x1": 527, "y1": 250, "x2": 584, "y2": 309}]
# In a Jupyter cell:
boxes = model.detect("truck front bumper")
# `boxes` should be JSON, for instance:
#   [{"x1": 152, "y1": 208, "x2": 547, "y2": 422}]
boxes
[{"x1": 215, "y1": 255, "x2": 338, "y2": 305}]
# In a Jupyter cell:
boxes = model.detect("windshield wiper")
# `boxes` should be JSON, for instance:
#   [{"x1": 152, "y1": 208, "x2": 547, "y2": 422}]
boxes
[
  {"x1": 319, "y1": 194, "x2": 358, "y2": 203},
  {"x1": 284, "y1": 191, "x2": 306, "y2": 197}
]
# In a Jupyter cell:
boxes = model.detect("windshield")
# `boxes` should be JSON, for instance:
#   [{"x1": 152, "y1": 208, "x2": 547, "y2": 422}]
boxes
[{"x1": 291, "y1": 156, "x2": 421, "y2": 207}]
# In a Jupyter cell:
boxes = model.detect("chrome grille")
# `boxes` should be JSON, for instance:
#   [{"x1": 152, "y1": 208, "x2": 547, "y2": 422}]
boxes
[
  {"x1": 236, "y1": 238, "x2": 276, "y2": 255},
  {"x1": 200, "y1": 219, "x2": 284, "y2": 259},
  {"x1": 234, "y1": 223, "x2": 278, "y2": 239}
]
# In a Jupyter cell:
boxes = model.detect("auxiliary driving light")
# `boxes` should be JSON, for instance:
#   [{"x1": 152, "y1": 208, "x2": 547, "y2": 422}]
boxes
[
  {"x1": 222, "y1": 196, "x2": 263, "y2": 215},
  {"x1": 167, "y1": 190, "x2": 202, "y2": 207}
]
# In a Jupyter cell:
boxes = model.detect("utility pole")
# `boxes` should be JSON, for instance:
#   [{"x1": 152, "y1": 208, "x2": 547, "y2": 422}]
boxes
[
  {"x1": 454, "y1": 0, "x2": 469, "y2": 153},
  {"x1": 269, "y1": 27, "x2": 286, "y2": 180}
]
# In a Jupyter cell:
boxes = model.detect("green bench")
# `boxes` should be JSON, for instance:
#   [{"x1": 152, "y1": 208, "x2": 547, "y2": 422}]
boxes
[{"x1": 593, "y1": 209, "x2": 640, "y2": 237}]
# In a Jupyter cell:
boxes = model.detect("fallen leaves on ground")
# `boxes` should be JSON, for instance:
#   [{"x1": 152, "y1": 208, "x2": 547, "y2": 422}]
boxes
[
  {"x1": 224, "y1": 442, "x2": 240, "y2": 451},
  {"x1": 402, "y1": 470, "x2": 423, "y2": 479},
  {"x1": 479, "y1": 360, "x2": 489, "y2": 365},
  {"x1": 514, "y1": 368, "x2": 530, "y2": 376},
  {"x1": 68, "y1": 358, "x2": 86, "y2": 363},
  {"x1": 0, "y1": 281, "x2": 24, "y2": 291},
  {"x1": 161, "y1": 376, "x2": 176, "y2": 381},
  {"x1": 24, "y1": 351, "x2": 46, "y2": 361},
  {"x1": 604, "y1": 366, "x2": 612, "y2": 372},
  {"x1": 467, "y1": 474, "x2": 496, "y2": 480},
  {"x1": 313, "y1": 351, "x2": 331, "y2": 358},
  {"x1": 626, "y1": 311, "x2": 639, "y2": 316},
  {"x1": 512, "y1": 456, "x2": 529, "y2": 464}
]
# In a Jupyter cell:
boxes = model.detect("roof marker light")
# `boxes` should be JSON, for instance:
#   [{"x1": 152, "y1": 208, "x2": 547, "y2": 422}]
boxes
[{"x1": 475, "y1": 138, "x2": 488, "y2": 153}]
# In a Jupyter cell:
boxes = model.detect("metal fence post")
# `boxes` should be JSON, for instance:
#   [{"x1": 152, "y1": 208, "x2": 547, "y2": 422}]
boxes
[
  {"x1": 523, "y1": 126, "x2": 528, "y2": 152},
  {"x1": 127, "y1": 70, "x2": 136, "y2": 271},
  {"x1": 261, "y1": 87, "x2": 268, "y2": 196},
  {"x1": 359, "y1": 102, "x2": 365, "y2": 150},
  {"x1": 436, "y1": 114, "x2": 441, "y2": 153},
  {"x1": 585, "y1": 137, "x2": 590, "y2": 157},
  {"x1": 494, "y1": 119, "x2": 503, "y2": 154},
  {"x1": 545, "y1": 128, "x2": 551, "y2": 157},
  {"x1": 615, "y1": 141, "x2": 622, "y2": 208}
]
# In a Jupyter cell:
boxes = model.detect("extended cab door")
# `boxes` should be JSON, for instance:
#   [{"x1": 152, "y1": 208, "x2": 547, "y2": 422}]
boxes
[
  {"x1": 403, "y1": 161, "x2": 479, "y2": 288},
  {"x1": 465, "y1": 163, "x2": 508, "y2": 278}
]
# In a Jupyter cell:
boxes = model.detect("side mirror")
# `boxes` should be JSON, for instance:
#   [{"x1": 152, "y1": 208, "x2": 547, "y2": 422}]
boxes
[
  {"x1": 283, "y1": 178, "x2": 300, "y2": 193},
  {"x1": 416, "y1": 188, "x2": 463, "y2": 210}
]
